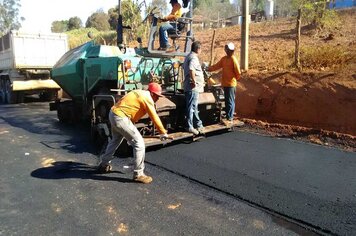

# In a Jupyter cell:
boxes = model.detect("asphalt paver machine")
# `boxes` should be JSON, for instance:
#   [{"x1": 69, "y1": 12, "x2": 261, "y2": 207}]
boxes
[{"x1": 50, "y1": 0, "x2": 241, "y2": 150}]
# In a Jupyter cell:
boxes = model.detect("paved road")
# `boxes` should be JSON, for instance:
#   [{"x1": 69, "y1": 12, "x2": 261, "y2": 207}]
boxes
[
  {"x1": 146, "y1": 130, "x2": 356, "y2": 235},
  {"x1": 0, "y1": 102, "x2": 354, "y2": 235}
]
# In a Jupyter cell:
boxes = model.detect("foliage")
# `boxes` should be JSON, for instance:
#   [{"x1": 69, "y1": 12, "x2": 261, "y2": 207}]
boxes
[
  {"x1": 86, "y1": 10, "x2": 110, "y2": 31},
  {"x1": 68, "y1": 17, "x2": 83, "y2": 30},
  {"x1": 300, "y1": 45, "x2": 352, "y2": 69},
  {"x1": 151, "y1": 0, "x2": 168, "y2": 15},
  {"x1": 0, "y1": 0, "x2": 23, "y2": 36},
  {"x1": 195, "y1": 0, "x2": 237, "y2": 21},
  {"x1": 108, "y1": 7, "x2": 119, "y2": 30},
  {"x1": 108, "y1": 0, "x2": 145, "y2": 44},
  {"x1": 251, "y1": 0, "x2": 265, "y2": 12},
  {"x1": 275, "y1": 0, "x2": 294, "y2": 17},
  {"x1": 51, "y1": 20, "x2": 68, "y2": 33},
  {"x1": 298, "y1": 0, "x2": 341, "y2": 31},
  {"x1": 66, "y1": 28, "x2": 97, "y2": 49}
]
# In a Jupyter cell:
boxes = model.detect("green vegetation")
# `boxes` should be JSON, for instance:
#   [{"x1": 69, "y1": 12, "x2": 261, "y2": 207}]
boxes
[
  {"x1": 300, "y1": 45, "x2": 353, "y2": 69},
  {"x1": 0, "y1": 0, "x2": 22, "y2": 36},
  {"x1": 66, "y1": 28, "x2": 120, "y2": 49}
]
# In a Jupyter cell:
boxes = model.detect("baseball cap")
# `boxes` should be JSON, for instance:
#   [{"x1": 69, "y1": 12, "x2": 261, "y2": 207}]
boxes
[
  {"x1": 226, "y1": 42, "x2": 235, "y2": 51},
  {"x1": 148, "y1": 82, "x2": 164, "y2": 97}
]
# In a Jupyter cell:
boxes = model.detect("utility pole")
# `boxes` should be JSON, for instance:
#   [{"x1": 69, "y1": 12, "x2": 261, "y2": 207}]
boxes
[
  {"x1": 117, "y1": 0, "x2": 123, "y2": 47},
  {"x1": 241, "y1": 0, "x2": 249, "y2": 71}
]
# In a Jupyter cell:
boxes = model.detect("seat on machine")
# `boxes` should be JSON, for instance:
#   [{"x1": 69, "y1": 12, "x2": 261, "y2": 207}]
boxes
[{"x1": 167, "y1": 13, "x2": 189, "y2": 49}]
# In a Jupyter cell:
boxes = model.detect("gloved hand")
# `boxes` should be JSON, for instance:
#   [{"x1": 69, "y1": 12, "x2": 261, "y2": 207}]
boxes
[
  {"x1": 160, "y1": 133, "x2": 173, "y2": 141},
  {"x1": 160, "y1": 133, "x2": 169, "y2": 141},
  {"x1": 202, "y1": 62, "x2": 209, "y2": 69}
]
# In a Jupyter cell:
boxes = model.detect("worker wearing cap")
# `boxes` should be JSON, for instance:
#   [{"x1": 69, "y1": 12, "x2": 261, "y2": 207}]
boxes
[
  {"x1": 207, "y1": 42, "x2": 241, "y2": 122},
  {"x1": 97, "y1": 83, "x2": 169, "y2": 184},
  {"x1": 158, "y1": 0, "x2": 183, "y2": 50}
]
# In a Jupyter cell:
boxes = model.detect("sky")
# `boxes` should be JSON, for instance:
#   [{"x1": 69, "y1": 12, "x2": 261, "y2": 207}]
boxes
[{"x1": 19, "y1": 0, "x2": 119, "y2": 32}]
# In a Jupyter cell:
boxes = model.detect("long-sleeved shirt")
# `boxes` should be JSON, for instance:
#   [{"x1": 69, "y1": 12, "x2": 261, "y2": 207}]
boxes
[
  {"x1": 111, "y1": 90, "x2": 167, "y2": 134},
  {"x1": 208, "y1": 55, "x2": 241, "y2": 87},
  {"x1": 164, "y1": 3, "x2": 182, "y2": 21}
]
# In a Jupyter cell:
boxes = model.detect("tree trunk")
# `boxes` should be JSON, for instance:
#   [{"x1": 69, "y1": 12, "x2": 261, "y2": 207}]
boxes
[
  {"x1": 210, "y1": 29, "x2": 216, "y2": 65},
  {"x1": 295, "y1": 8, "x2": 302, "y2": 71}
]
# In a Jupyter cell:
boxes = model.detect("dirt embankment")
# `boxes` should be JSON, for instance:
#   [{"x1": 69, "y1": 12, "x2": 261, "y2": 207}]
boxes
[
  {"x1": 237, "y1": 71, "x2": 356, "y2": 136},
  {"x1": 194, "y1": 8, "x2": 356, "y2": 150}
]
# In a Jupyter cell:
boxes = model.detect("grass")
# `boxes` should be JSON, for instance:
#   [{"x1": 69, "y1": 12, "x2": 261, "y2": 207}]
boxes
[
  {"x1": 66, "y1": 28, "x2": 117, "y2": 49},
  {"x1": 300, "y1": 45, "x2": 353, "y2": 69}
]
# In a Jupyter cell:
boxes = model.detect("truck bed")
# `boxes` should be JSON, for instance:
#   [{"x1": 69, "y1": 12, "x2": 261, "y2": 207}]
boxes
[{"x1": 0, "y1": 31, "x2": 68, "y2": 70}]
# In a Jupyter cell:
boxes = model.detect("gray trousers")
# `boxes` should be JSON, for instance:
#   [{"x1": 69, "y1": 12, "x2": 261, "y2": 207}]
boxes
[{"x1": 100, "y1": 111, "x2": 145, "y2": 176}]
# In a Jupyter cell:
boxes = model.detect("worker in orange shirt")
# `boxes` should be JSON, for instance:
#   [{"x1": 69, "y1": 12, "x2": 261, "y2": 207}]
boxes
[
  {"x1": 97, "y1": 83, "x2": 170, "y2": 184},
  {"x1": 158, "y1": 0, "x2": 183, "y2": 50},
  {"x1": 207, "y1": 42, "x2": 243, "y2": 125}
]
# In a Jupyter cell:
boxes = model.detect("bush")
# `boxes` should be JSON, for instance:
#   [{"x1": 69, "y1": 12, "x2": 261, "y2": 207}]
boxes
[
  {"x1": 300, "y1": 45, "x2": 352, "y2": 69},
  {"x1": 66, "y1": 28, "x2": 99, "y2": 49},
  {"x1": 66, "y1": 28, "x2": 120, "y2": 49}
]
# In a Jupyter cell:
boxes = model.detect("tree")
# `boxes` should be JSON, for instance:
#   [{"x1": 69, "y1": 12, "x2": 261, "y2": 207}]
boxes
[
  {"x1": 275, "y1": 0, "x2": 294, "y2": 17},
  {"x1": 51, "y1": 20, "x2": 68, "y2": 33},
  {"x1": 68, "y1": 17, "x2": 82, "y2": 30},
  {"x1": 151, "y1": 0, "x2": 168, "y2": 15},
  {"x1": 0, "y1": 0, "x2": 23, "y2": 36},
  {"x1": 108, "y1": 7, "x2": 119, "y2": 30},
  {"x1": 195, "y1": 0, "x2": 236, "y2": 22},
  {"x1": 86, "y1": 10, "x2": 110, "y2": 31},
  {"x1": 291, "y1": 0, "x2": 340, "y2": 70},
  {"x1": 108, "y1": 0, "x2": 144, "y2": 42},
  {"x1": 251, "y1": 0, "x2": 265, "y2": 12}
]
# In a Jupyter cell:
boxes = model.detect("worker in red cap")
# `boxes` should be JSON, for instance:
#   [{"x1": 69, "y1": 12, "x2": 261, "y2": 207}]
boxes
[{"x1": 97, "y1": 82, "x2": 170, "y2": 184}]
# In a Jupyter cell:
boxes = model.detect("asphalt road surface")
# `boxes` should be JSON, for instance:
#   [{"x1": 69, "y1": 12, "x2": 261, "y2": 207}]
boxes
[{"x1": 0, "y1": 102, "x2": 355, "y2": 235}]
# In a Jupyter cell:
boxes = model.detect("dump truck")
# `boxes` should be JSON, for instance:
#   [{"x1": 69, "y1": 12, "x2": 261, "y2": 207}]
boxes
[
  {"x1": 0, "y1": 31, "x2": 69, "y2": 103},
  {"x1": 49, "y1": 0, "x2": 243, "y2": 150}
]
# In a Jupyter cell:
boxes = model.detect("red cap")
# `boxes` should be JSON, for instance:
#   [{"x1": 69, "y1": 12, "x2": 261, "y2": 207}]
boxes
[{"x1": 148, "y1": 82, "x2": 164, "y2": 97}]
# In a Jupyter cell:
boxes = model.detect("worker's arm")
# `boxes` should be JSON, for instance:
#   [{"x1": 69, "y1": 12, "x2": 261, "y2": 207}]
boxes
[
  {"x1": 162, "y1": 3, "x2": 181, "y2": 21},
  {"x1": 189, "y1": 56, "x2": 199, "y2": 89},
  {"x1": 232, "y1": 56, "x2": 241, "y2": 80},
  {"x1": 189, "y1": 68, "x2": 196, "y2": 89},
  {"x1": 144, "y1": 98, "x2": 167, "y2": 134},
  {"x1": 207, "y1": 58, "x2": 223, "y2": 72}
]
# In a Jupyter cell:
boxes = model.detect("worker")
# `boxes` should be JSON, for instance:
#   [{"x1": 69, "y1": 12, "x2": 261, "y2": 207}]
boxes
[
  {"x1": 97, "y1": 83, "x2": 170, "y2": 184},
  {"x1": 207, "y1": 42, "x2": 243, "y2": 125},
  {"x1": 183, "y1": 41, "x2": 204, "y2": 135},
  {"x1": 158, "y1": 0, "x2": 183, "y2": 50}
]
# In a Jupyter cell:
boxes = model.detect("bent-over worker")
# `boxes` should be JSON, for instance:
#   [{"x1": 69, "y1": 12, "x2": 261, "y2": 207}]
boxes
[{"x1": 97, "y1": 83, "x2": 169, "y2": 184}]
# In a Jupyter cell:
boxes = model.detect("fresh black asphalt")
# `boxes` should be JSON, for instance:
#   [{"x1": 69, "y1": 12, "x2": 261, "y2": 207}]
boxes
[{"x1": 1, "y1": 102, "x2": 354, "y2": 235}]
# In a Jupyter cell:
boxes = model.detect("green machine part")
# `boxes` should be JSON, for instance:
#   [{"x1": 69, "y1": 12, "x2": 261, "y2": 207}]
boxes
[{"x1": 51, "y1": 41, "x2": 183, "y2": 103}]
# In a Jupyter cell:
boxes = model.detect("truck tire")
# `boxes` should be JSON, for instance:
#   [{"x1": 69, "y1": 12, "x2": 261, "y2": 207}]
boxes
[
  {"x1": 0, "y1": 79, "x2": 5, "y2": 103},
  {"x1": 57, "y1": 102, "x2": 71, "y2": 123},
  {"x1": 4, "y1": 80, "x2": 18, "y2": 104},
  {"x1": 57, "y1": 100, "x2": 80, "y2": 123},
  {"x1": 39, "y1": 90, "x2": 58, "y2": 101}
]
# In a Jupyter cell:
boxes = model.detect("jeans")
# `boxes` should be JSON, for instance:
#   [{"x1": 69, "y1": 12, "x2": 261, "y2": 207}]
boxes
[
  {"x1": 100, "y1": 111, "x2": 145, "y2": 176},
  {"x1": 224, "y1": 87, "x2": 236, "y2": 120},
  {"x1": 159, "y1": 23, "x2": 177, "y2": 48},
  {"x1": 185, "y1": 91, "x2": 203, "y2": 130}
]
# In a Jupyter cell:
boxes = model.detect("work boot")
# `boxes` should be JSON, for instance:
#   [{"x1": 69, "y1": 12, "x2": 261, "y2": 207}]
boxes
[
  {"x1": 197, "y1": 126, "x2": 205, "y2": 134},
  {"x1": 133, "y1": 174, "x2": 153, "y2": 184},
  {"x1": 97, "y1": 163, "x2": 112, "y2": 173},
  {"x1": 188, "y1": 128, "x2": 199, "y2": 135},
  {"x1": 235, "y1": 120, "x2": 245, "y2": 127}
]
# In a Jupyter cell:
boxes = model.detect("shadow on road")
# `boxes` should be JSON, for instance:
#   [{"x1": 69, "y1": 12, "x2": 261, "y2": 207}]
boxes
[{"x1": 31, "y1": 161, "x2": 135, "y2": 183}]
